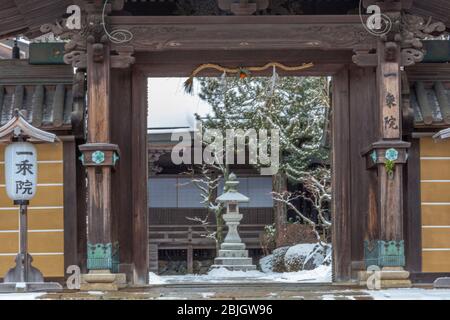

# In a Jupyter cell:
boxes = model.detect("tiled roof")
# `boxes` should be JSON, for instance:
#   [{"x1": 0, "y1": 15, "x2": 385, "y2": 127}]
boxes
[
  {"x1": 0, "y1": 60, "x2": 76, "y2": 131},
  {"x1": 0, "y1": 84, "x2": 73, "y2": 129},
  {"x1": 411, "y1": 81, "x2": 450, "y2": 126}
]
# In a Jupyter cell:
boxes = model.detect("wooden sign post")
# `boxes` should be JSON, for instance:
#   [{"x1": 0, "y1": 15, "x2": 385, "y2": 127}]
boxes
[{"x1": 361, "y1": 11, "x2": 412, "y2": 288}]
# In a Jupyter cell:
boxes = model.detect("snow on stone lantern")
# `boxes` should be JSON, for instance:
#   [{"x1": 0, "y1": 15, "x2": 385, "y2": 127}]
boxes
[
  {"x1": 211, "y1": 173, "x2": 256, "y2": 271},
  {"x1": 0, "y1": 110, "x2": 62, "y2": 293}
]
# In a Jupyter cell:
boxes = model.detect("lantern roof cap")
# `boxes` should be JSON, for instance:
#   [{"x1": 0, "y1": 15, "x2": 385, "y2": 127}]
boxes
[
  {"x1": 0, "y1": 109, "x2": 57, "y2": 144},
  {"x1": 433, "y1": 127, "x2": 450, "y2": 140},
  {"x1": 216, "y1": 173, "x2": 249, "y2": 203}
]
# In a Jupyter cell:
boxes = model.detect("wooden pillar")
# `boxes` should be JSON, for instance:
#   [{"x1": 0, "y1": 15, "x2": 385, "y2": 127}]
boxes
[
  {"x1": 187, "y1": 245, "x2": 194, "y2": 274},
  {"x1": 110, "y1": 68, "x2": 133, "y2": 276},
  {"x1": 131, "y1": 67, "x2": 149, "y2": 284},
  {"x1": 79, "y1": 38, "x2": 120, "y2": 273},
  {"x1": 332, "y1": 67, "x2": 352, "y2": 281},
  {"x1": 63, "y1": 137, "x2": 78, "y2": 274}
]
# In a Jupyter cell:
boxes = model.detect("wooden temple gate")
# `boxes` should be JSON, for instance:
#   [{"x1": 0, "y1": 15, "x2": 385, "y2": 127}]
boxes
[{"x1": 1, "y1": 0, "x2": 448, "y2": 286}]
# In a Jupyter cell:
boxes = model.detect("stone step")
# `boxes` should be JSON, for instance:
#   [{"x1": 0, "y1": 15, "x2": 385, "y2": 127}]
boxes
[
  {"x1": 358, "y1": 279, "x2": 412, "y2": 289},
  {"x1": 210, "y1": 264, "x2": 257, "y2": 272},
  {"x1": 218, "y1": 250, "x2": 249, "y2": 258},
  {"x1": 214, "y1": 257, "x2": 254, "y2": 266},
  {"x1": 358, "y1": 268, "x2": 410, "y2": 281}
]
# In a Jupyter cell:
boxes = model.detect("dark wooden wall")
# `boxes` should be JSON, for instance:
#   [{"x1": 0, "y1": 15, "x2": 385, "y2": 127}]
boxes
[{"x1": 332, "y1": 65, "x2": 379, "y2": 281}]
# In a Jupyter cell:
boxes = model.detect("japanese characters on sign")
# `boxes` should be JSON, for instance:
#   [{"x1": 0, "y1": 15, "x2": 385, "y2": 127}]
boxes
[
  {"x1": 4, "y1": 142, "x2": 37, "y2": 201},
  {"x1": 381, "y1": 62, "x2": 400, "y2": 139}
]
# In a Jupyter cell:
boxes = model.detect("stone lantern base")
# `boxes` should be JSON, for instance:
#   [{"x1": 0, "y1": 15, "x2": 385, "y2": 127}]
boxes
[{"x1": 210, "y1": 242, "x2": 257, "y2": 272}]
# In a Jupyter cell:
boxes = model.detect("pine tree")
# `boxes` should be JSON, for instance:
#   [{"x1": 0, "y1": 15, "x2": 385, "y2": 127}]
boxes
[{"x1": 192, "y1": 75, "x2": 332, "y2": 245}]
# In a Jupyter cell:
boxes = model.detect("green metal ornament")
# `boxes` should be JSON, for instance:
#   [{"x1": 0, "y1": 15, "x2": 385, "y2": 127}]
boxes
[
  {"x1": 92, "y1": 151, "x2": 105, "y2": 164},
  {"x1": 364, "y1": 240, "x2": 405, "y2": 267},
  {"x1": 87, "y1": 242, "x2": 119, "y2": 273},
  {"x1": 370, "y1": 150, "x2": 377, "y2": 163},
  {"x1": 113, "y1": 152, "x2": 120, "y2": 166},
  {"x1": 385, "y1": 148, "x2": 398, "y2": 161}
]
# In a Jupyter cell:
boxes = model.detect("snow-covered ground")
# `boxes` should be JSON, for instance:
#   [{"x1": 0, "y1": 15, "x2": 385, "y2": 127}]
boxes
[
  {"x1": 0, "y1": 293, "x2": 45, "y2": 300},
  {"x1": 149, "y1": 265, "x2": 332, "y2": 284},
  {"x1": 366, "y1": 288, "x2": 450, "y2": 300}
]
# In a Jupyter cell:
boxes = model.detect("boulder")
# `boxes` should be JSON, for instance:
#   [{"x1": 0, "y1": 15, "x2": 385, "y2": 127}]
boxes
[
  {"x1": 271, "y1": 246, "x2": 290, "y2": 272},
  {"x1": 284, "y1": 243, "x2": 332, "y2": 272},
  {"x1": 259, "y1": 254, "x2": 273, "y2": 273}
]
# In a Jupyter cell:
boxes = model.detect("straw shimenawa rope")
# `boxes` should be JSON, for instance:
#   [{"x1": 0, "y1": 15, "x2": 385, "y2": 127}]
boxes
[{"x1": 184, "y1": 62, "x2": 314, "y2": 94}]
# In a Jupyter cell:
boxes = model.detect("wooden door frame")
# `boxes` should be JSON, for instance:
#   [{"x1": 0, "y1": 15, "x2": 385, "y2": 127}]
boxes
[{"x1": 133, "y1": 49, "x2": 356, "y2": 282}]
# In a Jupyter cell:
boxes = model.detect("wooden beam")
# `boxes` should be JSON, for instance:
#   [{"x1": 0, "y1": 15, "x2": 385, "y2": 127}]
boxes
[{"x1": 110, "y1": 15, "x2": 376, "y2": 52}]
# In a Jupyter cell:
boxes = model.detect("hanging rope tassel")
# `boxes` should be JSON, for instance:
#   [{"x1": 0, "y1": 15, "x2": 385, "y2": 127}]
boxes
[
  {"x1": 269, "y1": 65, "x2": 279, "y2": 96},
  {"x1": 220, "y1": 71, "x2": 227, "y2": 94}
]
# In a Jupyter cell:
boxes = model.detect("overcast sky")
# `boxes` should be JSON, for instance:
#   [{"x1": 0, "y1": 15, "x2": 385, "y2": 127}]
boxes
[{"x1": 148, "y1": 78, "x2": 212, "y2": 129}]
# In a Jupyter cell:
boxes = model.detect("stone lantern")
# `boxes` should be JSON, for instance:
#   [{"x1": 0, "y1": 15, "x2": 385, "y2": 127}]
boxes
[{"x1": 211, "y1": 173, "x2": 256, "y2": 271}]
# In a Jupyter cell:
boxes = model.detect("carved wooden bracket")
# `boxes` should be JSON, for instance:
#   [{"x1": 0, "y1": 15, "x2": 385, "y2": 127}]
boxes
[
  {"x1": 71, "y1": 70, "x2": 86, "y2": 135},
  {"x1": 353, "y1": 13, "x2": 446, "y2": 67},
  {"x1": 400, "y1": 14, "x2": 446, "y2": 66},
  {"x1": 352, "y1": 50, "x2": 378, "y2": 67},
  {"x1": 111, "y1": 46, "x2": 135, "y2": 68},
  {"x1": 64, "y1": 51, "x2": 87, "y2": 69}
]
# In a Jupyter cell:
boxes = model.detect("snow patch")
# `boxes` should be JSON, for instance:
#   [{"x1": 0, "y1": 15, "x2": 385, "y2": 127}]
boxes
[
  {"x1": 149, "y1": 272, "x2": 167, "y2": 285},
  {"x1": 0, "y1": 293, "x2": 45, "y2": 300},
  {"x1": 147, "y1": 265, "x2": 332, "y2": 284},
  {"x1": 261, "y1": 265, "x2": 332, "y2": 283},
  {"x1": 367, "y1": 288, "x2": 450, "y2": 300},
  {"x1": 207, "y1": 267, "x2": 263, "y2": 278}
]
